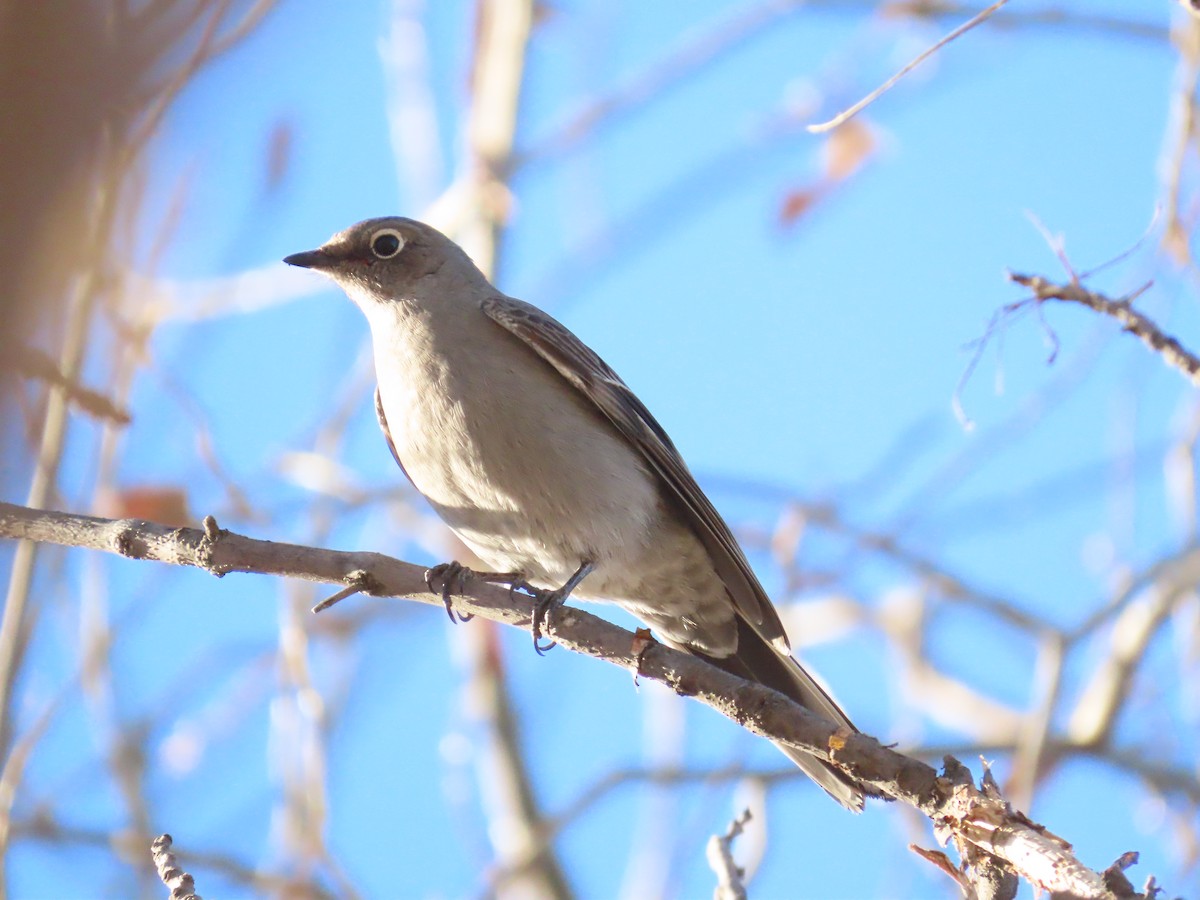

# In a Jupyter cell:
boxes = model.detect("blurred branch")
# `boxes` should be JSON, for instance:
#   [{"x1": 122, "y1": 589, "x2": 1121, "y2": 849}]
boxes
[
  {"x1": 877, "y1": 589, "x2": 1025, "y2": 744},
  {"x1": 451, "y1": 0, "x2": 534, "y2": 276},
  {"x1": 884, "y1": 2, "x2": 1164, "y2": 43},
  {"x1": 0, "y1": 695, "x2": 62, "y2": 873},
  {"x1": 0, "y1": 282, "x2": 96, "y2": 769},
  {"x1": 137, "y1": 265, "x2": 328, "y2": 323},
  {"x1": 1, "y1": 288, "x2": 101, "y2": 872},
  {"x1": 706, "y1": 808, "x2": 752, "y2": 900},
  {"x1": 0, "y1": 3, "x2": 278, "y2": 893},
  {"x1": 430, "y1": 2, "x2": 575, "y2": 897},
  {"x1": 1067, "y1": 578, "x2": 1189, "y2": 749},
  {"x1": 1161, "y1": 10, "x2": 1200, "y2": 265},
  {"x1": 12, "y1": 344, "x2": 131, "y2": 425},
  {"x1": 517, "y1": 0, "x2": 806, "y2": 167},
  {"x1": 519, "y1": 1, "x2": 1164, "y2": 169},
  {"x1": 125, "y1": 0, "x2": 278, "y2": 154},
  {"x1": 807, "y1": 0, "x2": 1011, "y2": 133},
  {"x1": 912, "y1": 739, "x2": 1200, "y2": 806},
  {"x1": 1006, "y1": 633, "x2": 1064, "y2": 811},
  {"x1": 380, "y1": 0, "x2": 444, "y2": 206},
  {"x1": 0, "y1": 502, "x2": 1162, "y2": 899},
  {"x1": 470, "y1": 624, "x2": 574, "y2": 900},
  {"x1": 262, "y1": 366, "x2": 375, "y2": 898},
  {"x1": 1069, "y1": 544, "x2": 1200, "y2": 642},
  {"x1": 11, "y1": 816, "x2": 332, "y2": 897},
  {"x1": 529, "y1": 98, "x2": 819, "y2": 307}
]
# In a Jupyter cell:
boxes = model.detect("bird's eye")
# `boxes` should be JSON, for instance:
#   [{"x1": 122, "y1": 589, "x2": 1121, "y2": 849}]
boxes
[{"x1": 370, "y1": 229, "x2": 404, "y2": 259}]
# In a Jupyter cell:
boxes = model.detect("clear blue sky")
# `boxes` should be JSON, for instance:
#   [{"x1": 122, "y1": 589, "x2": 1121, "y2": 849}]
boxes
[{"x1": 11, "y1": 2, "x2": 1194, "y2": 897}]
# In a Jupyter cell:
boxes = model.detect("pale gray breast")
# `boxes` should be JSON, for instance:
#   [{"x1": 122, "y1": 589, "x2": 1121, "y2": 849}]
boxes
[{"x1": 367, "y1": 299, "x2": 662, "y2": 582}]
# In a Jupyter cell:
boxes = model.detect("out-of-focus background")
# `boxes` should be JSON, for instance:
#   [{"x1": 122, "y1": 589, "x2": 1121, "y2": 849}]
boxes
[{"x1": 1, "y1": 1, "x2": 1195, "y2": 896}]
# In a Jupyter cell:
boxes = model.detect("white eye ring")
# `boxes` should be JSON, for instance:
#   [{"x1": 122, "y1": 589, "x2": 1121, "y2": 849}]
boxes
[{"x1": 369, "y1": 228, "x2": 405, "y2": 259}]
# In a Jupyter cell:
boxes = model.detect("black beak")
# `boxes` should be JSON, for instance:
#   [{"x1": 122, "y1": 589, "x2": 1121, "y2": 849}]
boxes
[{"x1": 283, "y1": 248, "x2": 330, "y2": 269}]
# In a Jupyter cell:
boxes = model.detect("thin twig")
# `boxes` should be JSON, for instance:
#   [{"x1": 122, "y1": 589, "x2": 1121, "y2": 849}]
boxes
[
  {"x1": 807, "y1": 0, "x2": 1011, "y2": 133},
  {"x1": 1008, "y1": 273, "x2": 1200, "y2": 386}
]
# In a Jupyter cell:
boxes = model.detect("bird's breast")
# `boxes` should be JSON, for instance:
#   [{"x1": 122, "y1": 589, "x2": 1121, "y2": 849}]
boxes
[{"x1": 369, "y1": 307, "x2": 661, "y2": 585}]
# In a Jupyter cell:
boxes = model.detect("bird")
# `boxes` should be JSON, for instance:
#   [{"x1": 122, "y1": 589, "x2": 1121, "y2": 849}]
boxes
[{"x1": 284, "y1": 216, "x2": 869, "y2": 810}]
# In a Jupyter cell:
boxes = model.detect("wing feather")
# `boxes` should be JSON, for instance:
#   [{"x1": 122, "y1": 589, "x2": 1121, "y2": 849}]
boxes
[
  {"x1": 482, "y1": 295, "x2": 788, "y2": 650},
  {"x1": 375, "y1": 385, "x2": 417, "y2": 488}
]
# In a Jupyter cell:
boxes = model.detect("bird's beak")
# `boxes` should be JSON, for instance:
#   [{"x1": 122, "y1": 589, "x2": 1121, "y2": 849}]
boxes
[{"x1": 283, "y1": 248, "x2": 331, "y2": 270}]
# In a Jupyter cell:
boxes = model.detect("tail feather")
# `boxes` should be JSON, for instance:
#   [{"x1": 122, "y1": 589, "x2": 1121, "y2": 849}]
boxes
[{"x1": 702, "y1": 617, "x2": 867, "y2": 812}]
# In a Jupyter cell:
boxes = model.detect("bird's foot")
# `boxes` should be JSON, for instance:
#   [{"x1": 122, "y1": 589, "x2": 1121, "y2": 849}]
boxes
[
  {"x1": 425, "y1": 561, "x2": 473, "y2": 623},
  {"x1": 425, "y1": 562, "x2": 526, "y2": 624},
  {"x1": 516, "y1": 561, "x2": 596, "y2": 655},
  {"x1": 529, "y1": 586, "x2": 567, "y2": 655}
]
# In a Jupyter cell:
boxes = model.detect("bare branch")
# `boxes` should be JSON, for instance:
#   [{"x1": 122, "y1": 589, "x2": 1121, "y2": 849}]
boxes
[
  {"x1": 0, "y1": 502, "x2": 1159, "y2": 898},
  {"x1": 1007, "y1": 273, "x2": 1200, "y2": 386},
  {"x1": 151, "y1": 834, "x2": 201, "y2": 900}
]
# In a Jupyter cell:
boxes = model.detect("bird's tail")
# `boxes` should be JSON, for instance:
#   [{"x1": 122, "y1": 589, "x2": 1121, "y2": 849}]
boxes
[{"x1": 704, "y1": 617, "x2": 868, "y2": 811}]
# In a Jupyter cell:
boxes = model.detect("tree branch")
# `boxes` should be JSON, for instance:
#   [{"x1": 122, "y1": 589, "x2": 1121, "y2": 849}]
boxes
[
  {"x1": 1008, "y1": 272, "x2": 1200, "y2": 387},
  {"x1": 707, "y1": 808, "x2": 752, "y2": 900},
  {"x1": 151, "y1": 834, "x2": 201, "y2": 900},
  {"x1": 0, "y1": 502, "x2": 1155, "y2": 899}
]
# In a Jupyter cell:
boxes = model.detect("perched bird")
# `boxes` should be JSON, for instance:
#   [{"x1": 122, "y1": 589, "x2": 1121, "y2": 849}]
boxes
[{"x1": 284, "y1": 217, "x2": 869, "y2": 810}]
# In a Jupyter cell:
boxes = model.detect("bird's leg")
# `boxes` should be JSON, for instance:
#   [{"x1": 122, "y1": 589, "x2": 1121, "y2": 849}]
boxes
[
  {"x1": 424, "y1": 561, "x2": 522, "y2": 624},
  {"x1": 526, "y1": 560, "x2": 594, "y2": 655}
]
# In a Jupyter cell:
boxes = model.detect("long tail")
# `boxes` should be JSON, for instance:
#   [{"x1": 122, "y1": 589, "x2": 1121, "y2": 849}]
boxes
[{"x1": 702, "y1": 617, "x2": 868, "y2": 811}]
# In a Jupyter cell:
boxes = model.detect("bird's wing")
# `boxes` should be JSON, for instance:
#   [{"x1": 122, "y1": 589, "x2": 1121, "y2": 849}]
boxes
[
  {"x1": 482, "y1": 295, "x2": 789, "y2": 651},
  {"x1": 375, "y1": 385, "x2": 417, "y2": 489}
]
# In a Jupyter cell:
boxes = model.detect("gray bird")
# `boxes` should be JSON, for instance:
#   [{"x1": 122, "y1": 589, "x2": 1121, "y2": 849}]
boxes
[{"x1": 284, "y1": 217, "x2": 869, "y2": 810}]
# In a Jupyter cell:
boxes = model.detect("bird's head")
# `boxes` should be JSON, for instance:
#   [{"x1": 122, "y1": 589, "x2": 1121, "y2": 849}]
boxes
[{"x1": 284, "y1": 216, "x2": 483, "y2": 305}]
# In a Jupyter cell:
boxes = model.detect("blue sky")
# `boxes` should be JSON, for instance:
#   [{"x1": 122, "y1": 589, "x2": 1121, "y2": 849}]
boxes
[{"x1": 7, "y1": 2, "x2": 1196, "y2": 897}]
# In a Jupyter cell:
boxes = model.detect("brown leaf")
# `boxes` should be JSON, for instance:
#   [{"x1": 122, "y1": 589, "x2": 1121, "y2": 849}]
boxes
[
  {"x1": 630, "y1": 627, "x2": 656, "y2": 685},
  {"x1": 823, "y1": 119, "x2": 876, "y2": 182},
  {"x1": 778, "y1": 187, "x2": 823, "y2": 227},
  {"x1": 97, "y1": 486, "x2": 191, "y2": 528},
  {"x1": 264, "y1": 120, "x2": 294, "y2": 192}
]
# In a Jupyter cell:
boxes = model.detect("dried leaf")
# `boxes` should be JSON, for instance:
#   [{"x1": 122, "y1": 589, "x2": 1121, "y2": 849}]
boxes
[
  {"x1": 823, "y1": 118, "x2": 876, "y2": 181},
  {"x1": 778, "y1": 188, "x2": 822, "y2": 227},
  {"x1": 97, "y1": 486, "x2": 191, "y2": 528}
]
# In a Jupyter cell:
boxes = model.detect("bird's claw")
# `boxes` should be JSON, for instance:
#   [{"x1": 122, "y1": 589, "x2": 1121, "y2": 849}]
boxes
[
  {"x1": 505, "y1": 578, "x2": 560, "y2": 653},
  {"x1": 424, "y1": 561, "x2": 475, "y2": 624},
  {"x1": 530, "y1": 587, "x2": 565, "y2": 655},
  {"x1": 514, "y1": 561, "x2": 594, "y2": 655}
]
